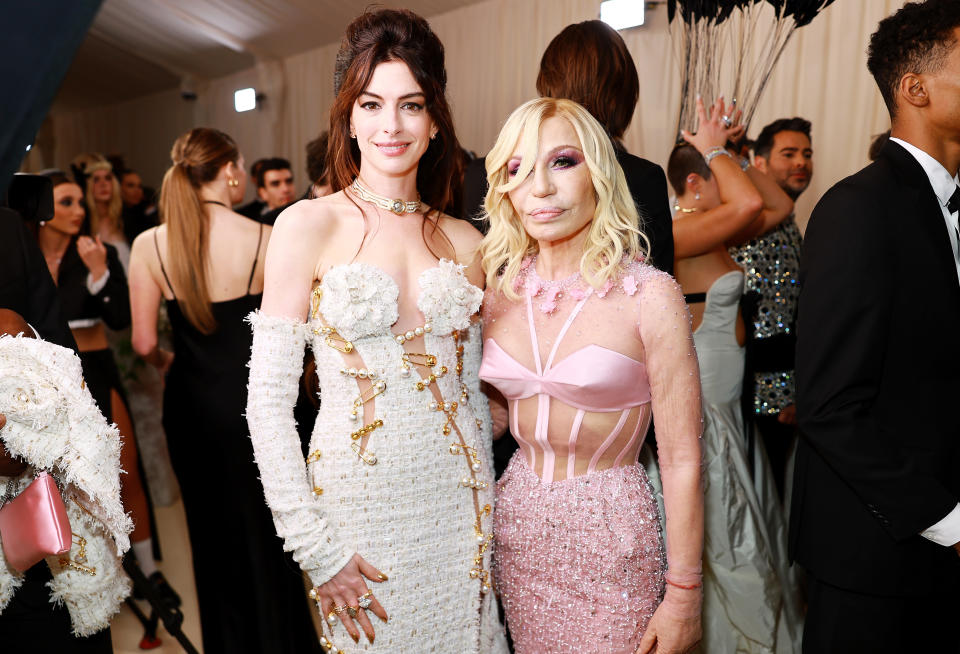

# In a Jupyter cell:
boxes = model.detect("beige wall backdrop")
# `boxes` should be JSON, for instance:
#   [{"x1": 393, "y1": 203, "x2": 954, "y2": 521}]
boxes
[{"x1": 47, "y1": 0, "x2": 907, "y2": 230}]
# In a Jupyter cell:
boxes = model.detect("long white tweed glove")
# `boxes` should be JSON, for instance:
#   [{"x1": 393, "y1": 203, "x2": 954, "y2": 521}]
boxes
[{"x1": 245, "y1": 312, "x2": 354, "y2": 587}]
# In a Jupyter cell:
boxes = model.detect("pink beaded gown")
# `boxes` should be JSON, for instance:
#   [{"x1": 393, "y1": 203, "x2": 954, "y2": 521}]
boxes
[{"x1": 481, "y1": 257, "x2": 703, "y2": 653}]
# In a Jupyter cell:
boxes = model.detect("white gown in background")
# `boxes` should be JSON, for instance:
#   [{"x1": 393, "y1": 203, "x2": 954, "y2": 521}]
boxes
[{"x1": 693, "y1": 270, "x2": 802, "y2": 653}]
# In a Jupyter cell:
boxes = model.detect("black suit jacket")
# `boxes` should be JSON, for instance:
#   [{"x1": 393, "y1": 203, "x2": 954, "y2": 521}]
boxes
[
  {"x1": 0, "y1": 208, "x2": 75, "y2": 348},
  {"x1": 790, "y1": 141, "x2": 960, "y2": 596},
  {"x1": 56, "y1": 238, "x2": 130, "y2": 331},
  {"x1": 460, "y1": 148, "x2": 675, "y2": 275}
]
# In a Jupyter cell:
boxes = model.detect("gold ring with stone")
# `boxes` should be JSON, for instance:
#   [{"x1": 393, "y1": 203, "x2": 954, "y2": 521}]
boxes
[
  {"x1": 326, "y1": 611, "x2": 338, "y2": 625},
  {"x1": 333, "y1": 604, "x2": 347, "y2": 614},
  {"x1": 346, "y1": 606, "x2": 359, "y2": 618}
]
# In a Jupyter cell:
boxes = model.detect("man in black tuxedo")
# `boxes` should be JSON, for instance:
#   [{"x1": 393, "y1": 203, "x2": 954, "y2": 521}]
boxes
[{"x1": 791, "y1": 1, "x2": 960, "y2": 650}]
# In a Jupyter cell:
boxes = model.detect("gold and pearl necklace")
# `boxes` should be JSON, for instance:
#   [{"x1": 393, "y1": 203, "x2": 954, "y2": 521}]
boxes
[{"x1": 351, "y1": 178, "x2": 421, "y2": 215}]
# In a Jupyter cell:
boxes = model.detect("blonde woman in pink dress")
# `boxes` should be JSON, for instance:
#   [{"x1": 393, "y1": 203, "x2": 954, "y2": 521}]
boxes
[{"x1": 479, "y1": 98, "x2": 705, "y2": 654}]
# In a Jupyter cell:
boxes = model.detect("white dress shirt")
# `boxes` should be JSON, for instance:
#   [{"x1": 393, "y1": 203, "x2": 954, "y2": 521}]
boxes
[{"x1": 889, "y1": 137, "x2": 960, "y2": 548}]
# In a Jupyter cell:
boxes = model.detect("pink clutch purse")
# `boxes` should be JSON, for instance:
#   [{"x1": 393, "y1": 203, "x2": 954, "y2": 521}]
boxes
[{"x1": 0, "y1": 471, "x2": 72, "y2": 572}]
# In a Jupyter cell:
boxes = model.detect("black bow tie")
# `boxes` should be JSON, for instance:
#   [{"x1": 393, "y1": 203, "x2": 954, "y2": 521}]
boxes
[{"x1": 948, "y1": 185, "x2": 960, "y2": 214}]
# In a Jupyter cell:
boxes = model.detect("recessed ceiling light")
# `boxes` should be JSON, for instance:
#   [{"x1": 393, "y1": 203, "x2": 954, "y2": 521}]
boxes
[
  {"x1": 600, "y1": 0, "x2": 645, "y2": 30},
  {"x1": 234, "y1": 88, "x2": 256, "y2": 113}
]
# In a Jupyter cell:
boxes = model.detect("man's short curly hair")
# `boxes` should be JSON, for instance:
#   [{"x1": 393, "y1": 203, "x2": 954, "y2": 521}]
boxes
[{"x1": 867, "y1": 0, "x2": 960, "y2": 118}]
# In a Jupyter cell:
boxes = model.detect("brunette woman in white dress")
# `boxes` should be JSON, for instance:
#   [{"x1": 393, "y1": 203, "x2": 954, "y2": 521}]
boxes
[{"x1": 245, "y1": 9, "x2": 508, "y2": 653}]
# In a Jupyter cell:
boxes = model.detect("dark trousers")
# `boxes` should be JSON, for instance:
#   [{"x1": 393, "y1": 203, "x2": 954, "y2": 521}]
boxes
[
  {"x1": 0, "y1": 562, "x2": 113, "y2": 652},
  {"x1": 804, "y1": 572, "x2": 960, "y2": 653},
  {"x1": 754, "y1": 412, "x2": 796, "y2": 501}
]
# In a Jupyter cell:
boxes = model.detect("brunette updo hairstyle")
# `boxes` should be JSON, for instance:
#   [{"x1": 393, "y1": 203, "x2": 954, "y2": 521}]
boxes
[
  {"x1": 35, "y1": 169, "x2": 84, "y2": 239},
  {"x1": 159, "y1": 127, "x2": 240, "y2": 333},
  {"x1": 328, "y1": 8, "x2": 462, "y2": 214},
  {"x1": 536, "y1": 20, "x2": 639, "y2": 142}
]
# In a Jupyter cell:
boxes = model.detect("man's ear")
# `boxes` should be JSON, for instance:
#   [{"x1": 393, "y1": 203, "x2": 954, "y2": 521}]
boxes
[
  {"x1": 898, "y1": 72, "x2": 930, "y2": 110},
  {"x1": 256, "y1": 186, "x2": 268, "y2": 202},
  {"x1": 753, "y1": 155, "x2": 769, "y2": 173}
]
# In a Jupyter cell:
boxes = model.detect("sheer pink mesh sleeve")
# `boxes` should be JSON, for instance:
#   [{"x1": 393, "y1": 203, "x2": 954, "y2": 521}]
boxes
[{"x1": 637, "y1": 269, "x2": 704, "y2": 616}]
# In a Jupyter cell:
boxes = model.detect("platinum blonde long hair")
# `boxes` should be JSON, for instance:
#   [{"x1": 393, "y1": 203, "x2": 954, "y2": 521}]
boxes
[
  {"x1": 479, "y1": 98, "x2": 648, "y2": 300},
  {"x1": 82, "y1": 159, "x2": 123, "y2": 238}
]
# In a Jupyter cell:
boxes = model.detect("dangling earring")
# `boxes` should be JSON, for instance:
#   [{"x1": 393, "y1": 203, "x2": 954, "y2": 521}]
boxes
[
  {"x1": 228, "y1": 178, "x2": 239, "y2": 188},
  {"x1": 695, "y1": 192, "x2": 701, "y2": 201}
]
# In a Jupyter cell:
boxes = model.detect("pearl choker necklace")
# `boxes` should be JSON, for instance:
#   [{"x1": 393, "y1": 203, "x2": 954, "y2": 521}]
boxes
[{"x1": 351, "y1": 178, "x2": 421, "y2": 215}]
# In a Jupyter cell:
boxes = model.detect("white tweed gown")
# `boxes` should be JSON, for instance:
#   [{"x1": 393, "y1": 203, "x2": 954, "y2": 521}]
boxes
[{"x1": 247, "y1": 260, "x2": 508, "y2": 653}]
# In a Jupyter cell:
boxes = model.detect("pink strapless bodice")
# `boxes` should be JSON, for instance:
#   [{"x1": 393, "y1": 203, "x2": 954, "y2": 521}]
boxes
[
  {"x1": 480, "y1": 291, "x2": 652, "y2": 482},
  {"x1": 480, "y1": 340, "x2": 650, "y2": 411}
]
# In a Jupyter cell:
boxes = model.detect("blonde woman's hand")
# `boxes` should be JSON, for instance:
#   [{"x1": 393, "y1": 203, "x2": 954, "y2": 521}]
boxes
[
  {"x1": 76, "y1": 235, "x2": 108, "y2": 281},
  {"x1": 635, "y1": 588, "x2": 702, "y2": 654},
  {"x1": 680, "y1": 96, "x2": 745, "y2": 156},
  {"x1": 312, "y1": 553, "x2": 389, "y2": 645}
]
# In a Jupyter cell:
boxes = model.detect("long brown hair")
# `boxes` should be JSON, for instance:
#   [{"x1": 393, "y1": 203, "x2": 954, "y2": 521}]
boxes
[
  {"x1": 158, "y1": 128, "x2": 239, "y2": 334},
  {"x1": 536, "y1": 20, "x2": 639, "y2": 142},
  {"x1": 328, "y1": 8, "x2": 462, "y2": 214}
]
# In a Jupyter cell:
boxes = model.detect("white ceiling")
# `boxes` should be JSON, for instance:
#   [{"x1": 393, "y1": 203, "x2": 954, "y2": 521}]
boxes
[{"x1": 53, "y1": 0, "x2": 484, "y2": 111}]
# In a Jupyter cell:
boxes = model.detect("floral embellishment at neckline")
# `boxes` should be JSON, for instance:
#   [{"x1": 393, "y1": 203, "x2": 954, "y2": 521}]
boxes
[
  {"x1": 417, "y1": 259, "x2": 483, "y2": 335},
  {"x1": 518, "y1": 255, "x2": 651, "y2": 313},
  {"x1": 524, "y1": 256, "x2": 594, "y2": 314},
  {"x1": 317, "y1": 263, "x2": 399, "y2": 341},
  {"x1": 596, "y1": 279, "x2": 614, "y2": 298},
  {"x1": 525, "y1": 276, "x2": 542, "y2": 298}
]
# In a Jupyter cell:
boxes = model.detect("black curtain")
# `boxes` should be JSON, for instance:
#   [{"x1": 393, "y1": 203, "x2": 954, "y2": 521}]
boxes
[{"x1": 0, "y1": 0, "x2": 103, "y2": 197}]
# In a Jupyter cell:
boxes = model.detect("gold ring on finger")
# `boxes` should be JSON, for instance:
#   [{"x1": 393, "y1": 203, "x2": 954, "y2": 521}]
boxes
[
  {"x1": 346, "y1": 606, "x2": 358, "y2": 618},
  {"x1": 333, "y1": 604, "x2": 347, "y2": 614}
]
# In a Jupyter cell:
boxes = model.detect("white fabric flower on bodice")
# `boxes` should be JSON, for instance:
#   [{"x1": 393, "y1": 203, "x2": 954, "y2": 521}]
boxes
[
  {"x1": 318, "y1": 263, "x2": 399, "y2": 341},
  {"x1": 418, "y1": 259, "x2": 483, "y2": 335}
]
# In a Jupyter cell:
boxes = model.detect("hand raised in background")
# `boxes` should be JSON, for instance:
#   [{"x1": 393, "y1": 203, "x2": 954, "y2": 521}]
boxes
[{"x1": 76, "y1": 235, "x2": 108, "y2": 281}]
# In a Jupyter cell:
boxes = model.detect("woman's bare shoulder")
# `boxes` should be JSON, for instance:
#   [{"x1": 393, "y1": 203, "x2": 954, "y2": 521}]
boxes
[
  {"x1": 130, "y1": 224, "x2": 164, "y2": 261},
  {"x1": 271, "y1": 191, "x2": 355, "y2": 241},
  {"x1": 435, "y1": 213, "x2": 483, "y2": 255}
]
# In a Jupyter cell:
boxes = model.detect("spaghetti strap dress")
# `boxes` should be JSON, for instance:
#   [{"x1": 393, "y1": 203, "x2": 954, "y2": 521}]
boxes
[{"x1": 154, "y1": 228, "x2": 321, "y2": 654}]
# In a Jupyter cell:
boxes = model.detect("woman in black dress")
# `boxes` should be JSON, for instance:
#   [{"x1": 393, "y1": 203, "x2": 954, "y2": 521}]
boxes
[{"x1": 128, "y1": 128, "x2": 320, "y2": 654}]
